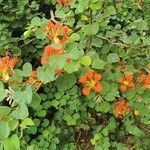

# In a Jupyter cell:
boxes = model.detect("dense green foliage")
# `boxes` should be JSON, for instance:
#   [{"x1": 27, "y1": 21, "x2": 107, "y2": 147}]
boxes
[{"x1": 0, "y1": 0, "x2": 150, "y2": 150}]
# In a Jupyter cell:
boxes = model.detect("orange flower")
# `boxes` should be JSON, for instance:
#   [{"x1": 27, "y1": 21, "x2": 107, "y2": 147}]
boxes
[
  {"x1": 44, "y1": 45, "x2": 63, "y2": 56},
  {"x1": 27, "y1": 70, "x2": 41, "y2": 90},
  {"x1": 82, "y1": 87, "x2": 90, "y2": 96},
  {"x1": 41, "y1": 45, "x2": 64, "y2": 65},
  {"x1": 79, "y1": 70, "x2": 102, "y2": 96},
  {"x1": 94, "y1": 73, "x2": 102, "y2": 81},
  {"x1": 118, "y1": 74, "x2": 135, "y2": 91},
  {"x1": 44, "y1": 45, "x2": 53, "y2": 55},
  {"x1": 45, "y1": 21, "x2": 70, "y2": 45},
  {"x1": 55, "y1": 69, "x2": 64, "y2": 76},
  {"x1": 66, "y1": 57, "x2": 72, "y2": 62},
  {"x1": 94, "y1": 83, "x2": 102, "y2": 93},
  {"x1": 138, "y1": 73, "x2": 150, "y2": 89},
  {"x1": 138, "y1": 74, "x2": 146, "y2": 83},
  {"x1": 119, "y1": 85, "x2": 126, "y2": 91},
  {"x1": 113, "y1": 100, "x2": 130, "y2": 118},
  {"x1": 144, "y1": 74, "x2": 150, "y2": 84},
  {"x1": 79, "y1": 76, "x2": 87, "y2": 83},
  {"x1": 41, "y1": 57, "x2": 49, "y2": 64},
  {"x1": 86, "y1": 70, "x2": 94, "y2": 79},
  {"x1": 31, "y1": 70, "x2": 37, "y2": 78},
  {"x1": 124, "y1": 74, "x2": 133, "y2": 81},
  {"x1": 57, "y1": 0, "x2": 70, "y2": 6},
  {"x1": 9, "y1": 59, "x2": 18, "y2": 67},
  {"x1": 0, "y1": 57, "x2": 18, "y2": 80}
]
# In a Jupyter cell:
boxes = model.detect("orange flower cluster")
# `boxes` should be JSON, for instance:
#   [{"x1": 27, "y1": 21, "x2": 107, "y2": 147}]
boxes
[
  {"x1": 45, "y1": 21, "x2": 71, "y2": 45},
  {"x1": 57, "y1": 0, "x2": 70, "y2": 6},
  {"x1": 79, "y1": 70, "x2": 102, "y2": 96},
  {"x1": 118, "y1": 74, "x2": 136, "y2": 91},
  {"x1": 27, "y1": 70, "x2": 41, "y2": 89},
  {"x1": 41, "y1": 45, "x2": 64, "y2": 64},
  {"x1": 0, "y1": 57, "x2": 18, "y2": 80},
  {"x1": 113, "y1": 100, "x2": 130, "y2": 118},
  {"x1": 138, "y1": 73, "x2": 150, "y2": 89}
]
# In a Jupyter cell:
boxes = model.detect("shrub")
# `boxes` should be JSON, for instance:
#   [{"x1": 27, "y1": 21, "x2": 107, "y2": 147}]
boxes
[{"x1": 0, "y1": 0, "x2": 150, "y2": 149}]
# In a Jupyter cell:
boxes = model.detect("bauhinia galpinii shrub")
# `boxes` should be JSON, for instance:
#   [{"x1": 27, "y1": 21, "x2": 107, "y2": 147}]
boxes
[{"x1": 0, "y1": 0, "x2": 150, "y2": 149}]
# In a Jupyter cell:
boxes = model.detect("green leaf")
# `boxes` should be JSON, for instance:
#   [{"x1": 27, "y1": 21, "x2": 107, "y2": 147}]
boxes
[
  {"x1": 70, "y1": 33, "x2": 80, "y2": 41},
  {"x1": 64, "y1": 61, "x2": 80, "y2": 73},
  {"x1": 126, "y1": 125, "x2": 143, "y2": 137},
  {"x1": 55, "y1": 9, "x2": 65, "y2": 19},
  {"x1": 123, "y1": 65, "x2": 136, "y2": 74},
  {"x1": 141, "y1": 90, "x2": 150, "y2": 104},
  {"x1": 17, "y1": 0, "x2": 28, "y2": 11},
  {"x1": 50, "y1": 100, "x2": 59, "y2": 108},
  {"x1": 69, "y1": 49, "x2": 81, "y2": 60},
  {"x1": 0, "y1": 81, "x2": 7, "y2": 102},
  {"x1": 101, "y1": 81, "x2": 110, "y2": 95},
  {"x1": 0, "y1": 122, "x2": 10, "y2": 140},
  {"x1": 37, "y1": 67, "x2": 55, "y2": 83},
  {"x1": 16, "y1": 62, "x2": 32, "y2": 77},
  {"x1": 35, "y1": 28, "x2": 46, "y2": 39},
  {"x1": 83, "y1": 23, "x2": 99, "y2": 35},
  {"x1": 49, "y1": 55, "x2": 66, "y2": 69},
  {"x1": 21, "y1": 118, "x2": 34, "y2": 128},
  {"x1": 77, "y1": 0, "x2": 90, "y2": 13},
  {"x1": 123, "y1": 33, "x2": 140, "y2": 44},
  {"x1": 3, "y1": 134, "x2": 20, "y2": 150},
  {"x1": 31, "y1": 17, "x2": 41, "y2": 26},
  {"x1": 102, "y1": 83, "x2": 119, "y2": 101},
  {"x1": 126, "y1": 89, "x2": 136, "y2": 100},
  {"x1": 95, "y1": 101, "x2": 110, "y2": 113},
  {"x1": 104, "y1": 6, "x2": 116, "y2": 16},
  {"x1": 63, "y1": 114, "x2": 79, "y2": 125},
  {"x1": 12, "y1": 104, "x2": 29, "y2": 120},
  {"x1": 131, "y1": 19, "x2": 148, "y2": 31},
  {"x1": 92, "y1": 38, "x2": 103, "y2": 47},
  {"x1": 0, "y1": 106, "x2": 11, "y2": 119},
  {"x1": 79, "y1": 56, "x2": 91, "y2": 66},
  {"x1": 92, "y1": 58, "x2": 106, "y2": 69},
  {"x1": 8, "y1": 119, "x2": 19, "y2": 131},
  {"x1": 81, "y1": 15, "x2": 88, "y2": 21},
  {"x1": 55, "y1": 74, "x2": 76, "y2": 91},
  {"x1": 117, "y1": 143, "x2": 128, "y2": 150},
  {"x1": 27, "y1": 145, "x2": 39, "y2": 150},
  {"x1": 107, "y1": 53, "x2": 120, "y2": 63},
  {"x1": 90, "y1": 1, "x2": 102, "y2": 11},
  {"x1": 13, "y1": 85, "x2": 32, "y2": 104}
]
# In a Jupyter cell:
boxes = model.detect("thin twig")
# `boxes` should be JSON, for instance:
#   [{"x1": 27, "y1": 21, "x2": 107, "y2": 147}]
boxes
[
  {"x1": 76, "y1": 130, "x2": 81, "y2": 144},
  {"x1": 34, "y1": 82, "x2": 42, "y2": 93},
  {"x1": 19, "y1": 38, "x2": 37, "y2": 48},
  {"x1": 97, "y1": 35, "x2": 130, "y2": 48},
  {"x1": 97, "y1": 35, "x2": 149, "y2": 50}
]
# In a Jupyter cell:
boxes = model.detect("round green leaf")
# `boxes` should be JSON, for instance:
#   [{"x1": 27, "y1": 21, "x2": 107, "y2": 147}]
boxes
[
  {"x1": 80, "y1": 56, "x2": 91, "y2": 66},
  {"x1": 107, "y1": 53, "x2": 120, "y2": 63},
  {"x1": 92, "y1": 59, "x2": 106, "y2": 69},
  {"x1": 0, "y1": 122, "x2": 10, "y2": 140}
]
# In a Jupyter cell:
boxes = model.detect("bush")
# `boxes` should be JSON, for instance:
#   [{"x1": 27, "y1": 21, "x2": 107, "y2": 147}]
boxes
[{"x1": 0, "y1": 0, "x2": 150, "y2": 149}]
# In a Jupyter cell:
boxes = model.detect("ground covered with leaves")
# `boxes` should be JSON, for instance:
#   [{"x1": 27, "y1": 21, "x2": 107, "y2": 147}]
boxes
[{"x1": 0, "y1": 0, "x2": 150, "y2": 150}]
